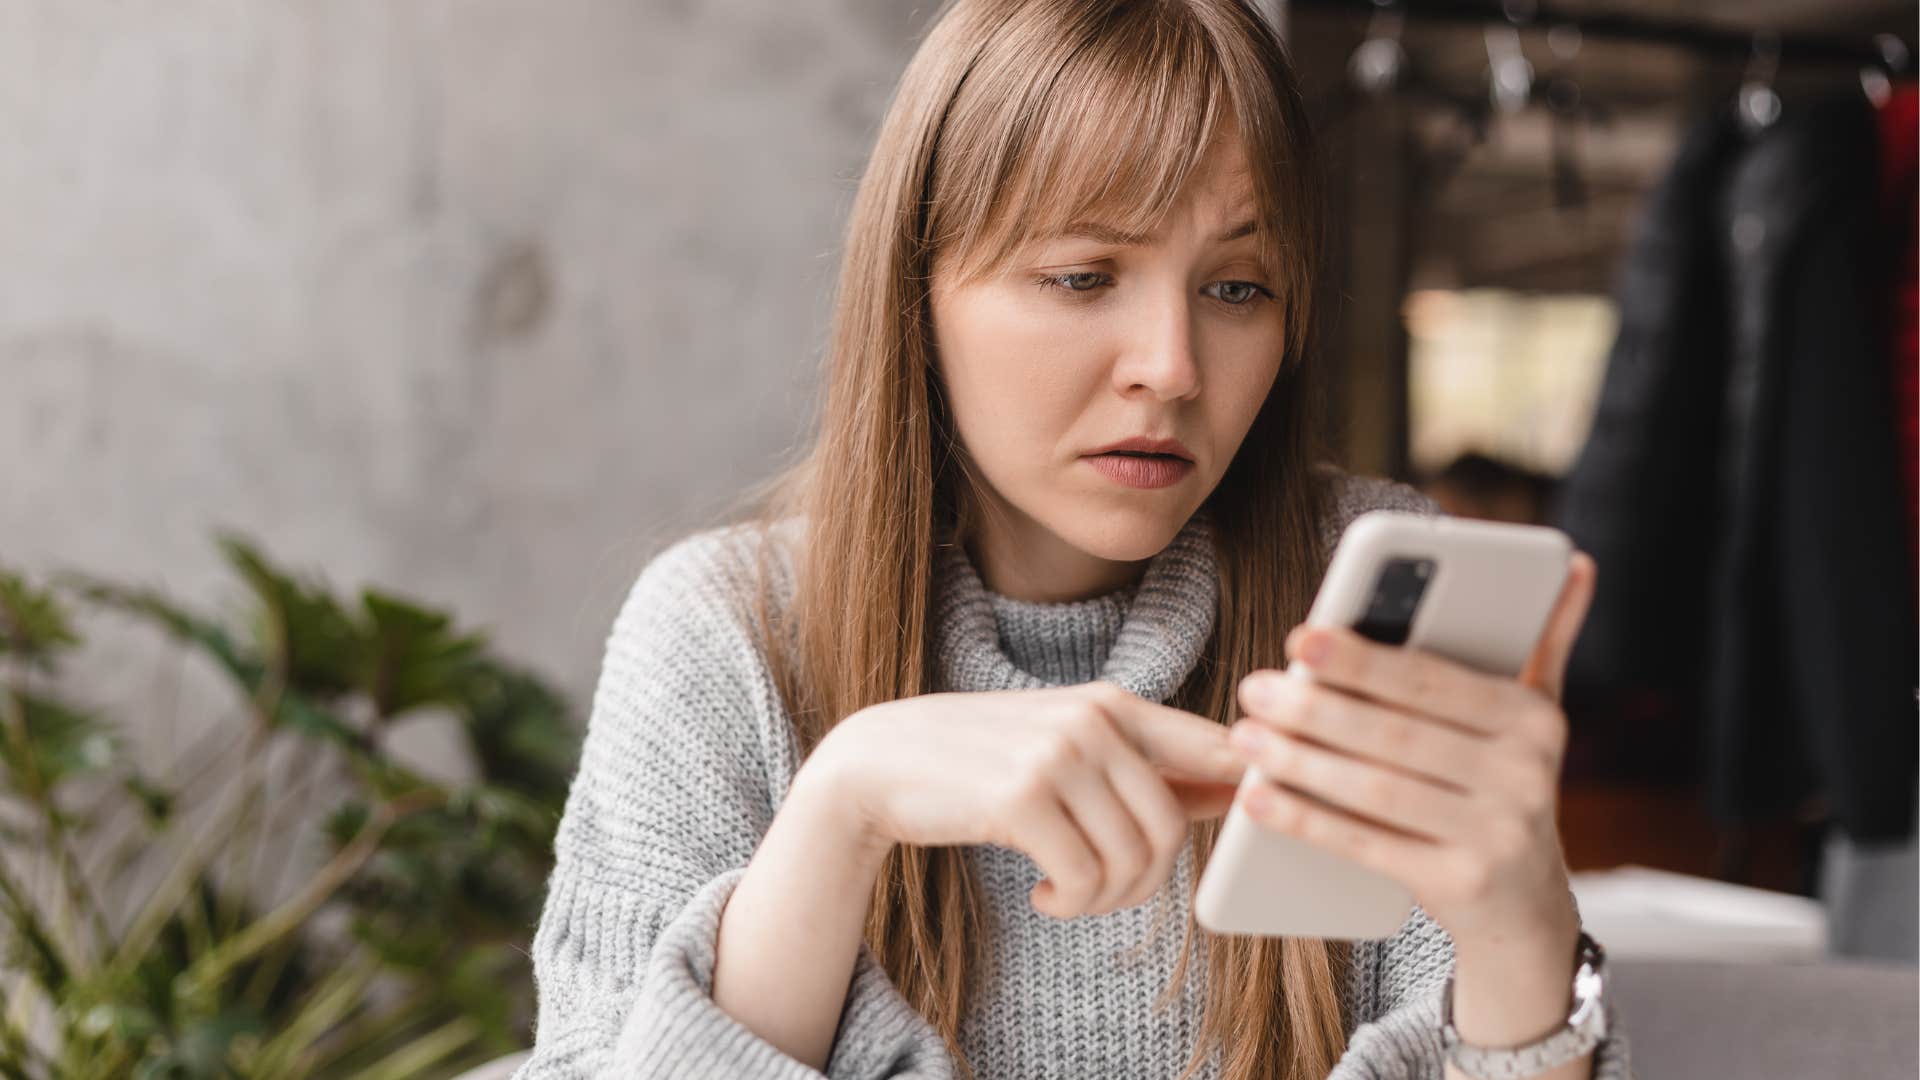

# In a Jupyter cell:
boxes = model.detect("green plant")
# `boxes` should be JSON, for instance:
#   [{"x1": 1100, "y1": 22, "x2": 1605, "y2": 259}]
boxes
[{"x1": 0, "y1": 536, "x2": 579, "y2": 1079}]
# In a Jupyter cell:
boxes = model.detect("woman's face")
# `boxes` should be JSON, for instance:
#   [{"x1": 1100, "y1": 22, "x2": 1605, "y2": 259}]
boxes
[{"x1": 929, "y1": 128, "x2": 1286, "y2": 602}]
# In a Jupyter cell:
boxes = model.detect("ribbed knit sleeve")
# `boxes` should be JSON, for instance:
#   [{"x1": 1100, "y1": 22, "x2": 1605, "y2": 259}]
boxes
[{"x1": 513, "y1": 529, "x2": 954, "y2": 1079}]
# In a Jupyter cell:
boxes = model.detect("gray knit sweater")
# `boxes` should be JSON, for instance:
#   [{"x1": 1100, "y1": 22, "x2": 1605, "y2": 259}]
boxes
[{"x1": 515, "y1": 469, "x2": 1633, "y2": 1079}]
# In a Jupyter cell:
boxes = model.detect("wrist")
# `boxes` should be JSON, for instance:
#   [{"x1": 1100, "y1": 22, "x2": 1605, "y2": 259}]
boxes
[
  {"x1": 1448, "y1": 905, "x2": 1582, "y2": 1047},
  {"x1": 1442, "y1": 930, "x2": 1608, "y2": 1079},
  {"x1": 790, "y1": 732, "x2": 894, "y2": 872},
  {"x1": 1453, "y1": 902, "x2": 1580, "y2": 975}
]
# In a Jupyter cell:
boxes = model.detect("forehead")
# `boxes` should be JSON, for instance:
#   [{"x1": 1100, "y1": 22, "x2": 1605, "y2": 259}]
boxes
[
  {"x1": 933, "y1": 77, "x2": 1277, "y2": 281},
  {"x1": 1187, "y1": 125, "x2": 1256, "y2": 202},
  {"x1": 1040, "y1": 133, "x2": 1258, "y2": 246}
]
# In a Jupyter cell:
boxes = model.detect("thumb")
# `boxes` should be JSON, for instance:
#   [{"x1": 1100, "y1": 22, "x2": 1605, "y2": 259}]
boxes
[{"x1": 1519, "y1": 550, "x2": 1596, "y2": 704}]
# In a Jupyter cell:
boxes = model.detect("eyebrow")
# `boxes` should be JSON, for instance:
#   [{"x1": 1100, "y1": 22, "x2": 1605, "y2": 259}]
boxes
[{"x1": 1053, "y1": 217, "x2": 1261, "y2": 247}]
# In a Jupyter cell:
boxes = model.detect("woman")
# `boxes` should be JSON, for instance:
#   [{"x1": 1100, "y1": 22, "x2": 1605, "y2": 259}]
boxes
[{"x1": 517, "y1": 1, "x2": 1632, "y2": 1078}]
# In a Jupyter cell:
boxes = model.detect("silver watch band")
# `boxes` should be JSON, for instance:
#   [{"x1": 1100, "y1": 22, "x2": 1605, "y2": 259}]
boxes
[{"x1": 1439, "y1": 931, "x2": 1608, "y2": 1080}]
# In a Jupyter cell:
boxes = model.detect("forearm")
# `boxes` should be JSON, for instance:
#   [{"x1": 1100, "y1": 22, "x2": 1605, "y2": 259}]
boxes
[
  {"x1": 1443, "y1": 902, "x2": 1591, "y2": 1080},
  {"x1": 712, "y1": 761, "x2": 893, "y2": 1073}
]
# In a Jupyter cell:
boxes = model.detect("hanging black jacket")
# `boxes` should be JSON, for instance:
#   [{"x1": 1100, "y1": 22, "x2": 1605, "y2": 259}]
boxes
[
  {"x1": 1705, "y1": 90, "x2": 1917, "y2": 841},
  {"x1": 1555, "y1": 89, "x2": 1919, "y2": 841},
  {"x1": 1552, "y1": 98, "x2": 1747, "y2": 783}
]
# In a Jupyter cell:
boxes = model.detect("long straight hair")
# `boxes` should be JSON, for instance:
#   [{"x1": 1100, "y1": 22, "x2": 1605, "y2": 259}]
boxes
[{"x1": 712, "y1": 1, "x2": 1346, "y2": 1076}]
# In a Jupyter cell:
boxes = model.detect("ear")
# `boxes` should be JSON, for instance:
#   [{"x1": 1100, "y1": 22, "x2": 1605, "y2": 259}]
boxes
[{"x1": 1519, "y1": 551, "x2": 1597, "y2": 704}]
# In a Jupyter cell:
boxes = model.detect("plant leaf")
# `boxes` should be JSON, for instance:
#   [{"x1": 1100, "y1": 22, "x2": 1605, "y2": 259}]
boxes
[
  {"x1": 455, "y1": 661, "x2": 575, "y2": 802},
  {"x1": 273, "y1": 691, "x2": 369, "y2": 755},
  {"x1": 1, "y1": 690, "x2": 118, "y2": 792},
  {"x1": 358, "y1": 591, "x2": 488, "y2": 721},
  {"x1": 218, "y1": 536, "x2": 361, "y2": 699},
  {"x1": 0, "y1": 570, "x2": 79, "y2": 669},
  {"x1": 64, "y1": 575, "x2": 262, "y2": 689}
]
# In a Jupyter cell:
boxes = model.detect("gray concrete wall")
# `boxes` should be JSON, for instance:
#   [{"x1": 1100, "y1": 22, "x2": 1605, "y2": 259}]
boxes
[{"x1": 3, "y1": 1, "x2": 928, "y2": 718}]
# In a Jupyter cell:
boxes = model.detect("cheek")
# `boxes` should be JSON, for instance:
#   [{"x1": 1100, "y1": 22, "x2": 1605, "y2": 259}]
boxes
[
  {"x1": 936, "y1": 292, "x2": 1107, "y2": 463},
  {"x1": 1200, "y1": 334, "x2": 1283, "y2": 449},
  {"x1": 1220, "y1": 359, "x2": 1280, "y2": 429}
]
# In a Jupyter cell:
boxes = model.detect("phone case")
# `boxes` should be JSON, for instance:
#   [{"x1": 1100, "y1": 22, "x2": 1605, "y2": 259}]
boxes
[{"x1": 1193, "y1": 510, "x2": 1572, "y2": 939}]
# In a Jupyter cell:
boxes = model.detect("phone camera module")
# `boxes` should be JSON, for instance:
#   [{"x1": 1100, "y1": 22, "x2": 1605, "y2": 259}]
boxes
[{"x1": 1353, "y1": 557, "x2": 1434, "y2": 645}]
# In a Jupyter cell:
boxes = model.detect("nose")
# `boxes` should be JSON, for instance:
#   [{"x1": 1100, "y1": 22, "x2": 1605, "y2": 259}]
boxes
[{"x1": 1111, "y1": 284, "x2": 1201, "y2": 402}]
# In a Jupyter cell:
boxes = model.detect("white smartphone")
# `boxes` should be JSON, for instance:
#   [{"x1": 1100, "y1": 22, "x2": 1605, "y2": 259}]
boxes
[{"x1": 1193, "y1": 510, "x2": 1573, "y2": 939}]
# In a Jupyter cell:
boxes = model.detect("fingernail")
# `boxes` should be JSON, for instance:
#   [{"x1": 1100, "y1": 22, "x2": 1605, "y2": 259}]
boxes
[
  {"x1": 1298, "y1": 629, "x2": 1330, "y2": 666},
  {"x1": 1244, "y1": 673, "x2": 1283, "y2": 710},
  {"x1": 1243, "y1": 785, "x2": 1272, "y2": 814}
]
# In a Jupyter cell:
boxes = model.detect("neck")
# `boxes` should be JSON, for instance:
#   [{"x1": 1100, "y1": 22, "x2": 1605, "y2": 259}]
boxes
[
  {"x1": 960, "y1": 494, "x2": 1152, "y2": 603},
  {"x1": 930, "y1": 505, "x2": 1220, "y2": 701}
]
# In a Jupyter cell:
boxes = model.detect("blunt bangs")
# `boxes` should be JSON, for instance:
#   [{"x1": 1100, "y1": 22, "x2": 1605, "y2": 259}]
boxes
[{"x1": 926, "y1": 1, "x2": 1290, "y2": 294}]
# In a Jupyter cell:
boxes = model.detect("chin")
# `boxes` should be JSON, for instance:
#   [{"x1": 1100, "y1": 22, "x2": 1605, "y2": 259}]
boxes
[{"x1": 1047, "y1": 500, "x2": 1191, "y2": 563}]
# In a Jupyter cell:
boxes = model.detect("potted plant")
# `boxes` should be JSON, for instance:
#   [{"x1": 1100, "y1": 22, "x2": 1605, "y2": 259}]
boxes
[{"x1": 0, "y1": 537, "x2": 578, "y2": 1079}]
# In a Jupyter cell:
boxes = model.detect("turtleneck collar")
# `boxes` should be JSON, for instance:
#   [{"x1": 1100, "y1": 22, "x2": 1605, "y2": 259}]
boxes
[{"x1": 929, "y1": 508, "x2": 1219, "y2": 703}]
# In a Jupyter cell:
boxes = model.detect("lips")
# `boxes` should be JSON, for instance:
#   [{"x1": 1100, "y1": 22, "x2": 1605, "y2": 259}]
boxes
[
  {"x1": 1085, "y1": 452, "x2": 1194, "y2": 489},
  {"x1": 1087, "y1": 436, "x2": 1195, "y2": 461}
]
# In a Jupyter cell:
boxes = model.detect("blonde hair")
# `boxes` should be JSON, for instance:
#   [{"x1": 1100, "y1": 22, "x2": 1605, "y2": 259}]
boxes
[{"x1": 715, "y1": 1, "x2": 1348, "y2": 1076}]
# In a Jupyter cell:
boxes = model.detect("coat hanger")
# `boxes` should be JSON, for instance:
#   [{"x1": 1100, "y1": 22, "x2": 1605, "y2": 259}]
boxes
[
  {"x1": 1737, "y1": 30, "x2": 1783, "y2": 134},
  {"x1": 1735, "y1": 27, "x2": 1908, "y2": 132},
  {"x1": 1538, "y1": 23, "x2": 1609, "y2": 213},
  {"x1": 1483, "y1": 1, "x2": 1534, "y2": 117},
  {"x1": 1318, "y1": 0, "x2": 1494, "y2": 175},
  {"x1": 1321, "y1": 0, "x2": 1612, "y2": 209},
  {"x1": 1345, "y1": 0, "x2": 1408, "y2": 96},
  {"x1": 1860, "y1": 33, "x2": 1913, "y2": 108},
  {"x1": 1479, "y1": 1, "x2": 1611, "y2": 213}
]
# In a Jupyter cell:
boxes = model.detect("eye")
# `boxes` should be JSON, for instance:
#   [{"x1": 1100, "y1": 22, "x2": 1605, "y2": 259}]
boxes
[
  {"x1": 1206, "y1": 280, "x2": 1274, "y2": 308},
  {"x1": 1034, "y1": 271, "x2": 1112, "y2": 294}
]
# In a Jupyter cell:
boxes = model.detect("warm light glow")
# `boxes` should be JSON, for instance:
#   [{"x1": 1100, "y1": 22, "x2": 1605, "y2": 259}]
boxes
[{"x1": 1404, "y1": 287, "x2": 1617, "y2": 477}]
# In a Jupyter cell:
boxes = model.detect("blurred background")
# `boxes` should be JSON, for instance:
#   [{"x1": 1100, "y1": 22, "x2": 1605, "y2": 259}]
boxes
[{"x1": 2, "y1": 1, "x2": 1915, "y2": 1077}]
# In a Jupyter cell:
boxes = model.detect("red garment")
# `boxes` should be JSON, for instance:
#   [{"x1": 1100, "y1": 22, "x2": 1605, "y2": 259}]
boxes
[{"x1": 1875, "y1": 82, "x2": 1918, "y2": 568}]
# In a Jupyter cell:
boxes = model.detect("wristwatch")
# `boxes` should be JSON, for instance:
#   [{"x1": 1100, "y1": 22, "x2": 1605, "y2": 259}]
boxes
[{"x1": 1439, "y1": 930, "x2": 1608, "y2": 1080}]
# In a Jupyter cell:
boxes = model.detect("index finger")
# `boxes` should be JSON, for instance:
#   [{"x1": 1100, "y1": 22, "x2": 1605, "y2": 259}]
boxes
[
  {"x1": 1281, "y1": 626, "x2": 1532, "y2": 736},
  {"x1": 1087, "y1": 681, "x2": 1245, "y2": 785}
]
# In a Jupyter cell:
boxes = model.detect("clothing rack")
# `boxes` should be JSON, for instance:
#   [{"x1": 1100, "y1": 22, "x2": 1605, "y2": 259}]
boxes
[{"x1": 1289, "y1": 0, "x2": 1916, "y2": 77}]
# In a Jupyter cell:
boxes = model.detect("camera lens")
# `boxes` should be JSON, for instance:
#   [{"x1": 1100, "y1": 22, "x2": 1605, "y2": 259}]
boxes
[{"x1": 1353, "y1": 557, "x2": 1434, "y2": 645}]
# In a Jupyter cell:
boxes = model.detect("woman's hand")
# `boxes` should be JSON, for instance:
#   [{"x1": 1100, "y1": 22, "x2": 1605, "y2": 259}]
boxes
[
  {"x1": 804, "y1": 681, "x2": 1246, "y2": 919},
  {"x1": 1226, "y1": 552, "x2": 1598, "y2": 949}
]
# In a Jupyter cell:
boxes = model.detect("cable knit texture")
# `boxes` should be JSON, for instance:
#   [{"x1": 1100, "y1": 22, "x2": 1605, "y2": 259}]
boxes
[{"x1": 515, "y1": 467, "x2": 1634, "y2": 1079}]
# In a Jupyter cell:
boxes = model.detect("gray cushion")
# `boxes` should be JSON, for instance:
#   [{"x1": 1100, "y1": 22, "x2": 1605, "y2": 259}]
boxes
[{"x1": 1610, "y1": 959, "x2": 1919, "y2": 1079}]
